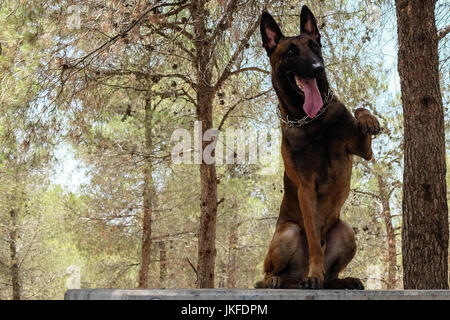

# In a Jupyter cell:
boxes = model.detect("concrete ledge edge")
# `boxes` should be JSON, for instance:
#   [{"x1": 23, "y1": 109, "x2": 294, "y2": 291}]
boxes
[{"x1": 64, "y1": 289, "x2": 450, "y2": 300}]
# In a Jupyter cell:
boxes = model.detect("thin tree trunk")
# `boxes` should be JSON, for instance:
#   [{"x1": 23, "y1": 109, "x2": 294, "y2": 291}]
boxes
[
  {"x1": 191, "y1": 0, "x2": 218, "y2": 288},
  {"x1": 375, "y1": 174, "x2": 398, "y2": 289},
  {"x1": 218, "y1": 263, "x2": 226, "y2": 288},
  {"x1": 159, "y1": 241, "x2": 166, "y2": 287},
  {"x1": 9, "y1": 209, "x2": 20, "y2": 300},
  {"x1": 381, "y1": 200, "x2": 397, "y2": 289},
  {"x1": 196, "y1": 113, "x2": 218, "y2": 288},
  {"x1": 227, "y1": 226, "x2": 238, "y2": 288},
  {"x1": 395, "y1": 0, "x2": 449, "y2": 289},
  {"x1": 138, "y1": 96, "x2": 155, "y2": 288}
]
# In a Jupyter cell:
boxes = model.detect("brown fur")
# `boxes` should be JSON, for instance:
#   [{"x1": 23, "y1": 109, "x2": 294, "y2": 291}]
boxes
[{"x1": 256, "y1": 6, "x2": 380, "y2": 289}]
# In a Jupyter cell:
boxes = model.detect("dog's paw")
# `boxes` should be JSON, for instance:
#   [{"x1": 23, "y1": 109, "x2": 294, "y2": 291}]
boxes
[
  {"x1": 299, "y1": 276, "x2": 324, "y2": 289},
  {"x1": 264, "y1": 276, "x2": 282, "y2": 289},
  {"x1": 356, "y1": 111, "x2": 380, "y2": 136},
  {"x1": 346, "y1": 277, "x2": 365, "y2": 290},
  {"x1": 326, "y1": 277, "x2": 365, "y2": 290}
]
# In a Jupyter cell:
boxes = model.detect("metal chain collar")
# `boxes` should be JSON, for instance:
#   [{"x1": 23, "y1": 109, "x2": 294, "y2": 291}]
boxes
[{"x1": 277, "y1": 88, "x2": 334, "y2": 128}]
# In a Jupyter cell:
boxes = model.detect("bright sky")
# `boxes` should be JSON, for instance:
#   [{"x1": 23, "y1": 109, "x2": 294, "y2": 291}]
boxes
[{"x1": 51, "y1": 143, "x2": 89, "y2": 192}]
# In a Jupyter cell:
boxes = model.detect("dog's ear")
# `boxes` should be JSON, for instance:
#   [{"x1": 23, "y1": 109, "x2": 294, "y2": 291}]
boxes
[
  {"x1": 300, "y1": 5, "x2": 321, "y2": 45},
  {"x1": 260, "y1": 12, "x2": 283, "y2": 55}
]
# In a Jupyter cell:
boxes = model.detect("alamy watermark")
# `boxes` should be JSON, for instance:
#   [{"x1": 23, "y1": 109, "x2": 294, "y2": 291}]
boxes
[{"x1": 171, "y1": 121, "x2": 280, "y2": 175}]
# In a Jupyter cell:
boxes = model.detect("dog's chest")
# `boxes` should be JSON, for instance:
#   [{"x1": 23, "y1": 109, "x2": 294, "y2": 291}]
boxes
[{"x1": 286, "y1": 128, "x2": 353, "y2": 191}]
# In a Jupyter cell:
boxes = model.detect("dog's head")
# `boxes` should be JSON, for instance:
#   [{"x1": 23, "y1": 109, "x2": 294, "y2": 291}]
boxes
[{"x1": 260, "y1": 6, "x2": 326, "y2": 118}]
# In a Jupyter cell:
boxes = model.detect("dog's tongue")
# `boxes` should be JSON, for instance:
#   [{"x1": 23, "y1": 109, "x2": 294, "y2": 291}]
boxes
[{"x1": 296, "y1": 77, "x2": 323, "y2": 118}]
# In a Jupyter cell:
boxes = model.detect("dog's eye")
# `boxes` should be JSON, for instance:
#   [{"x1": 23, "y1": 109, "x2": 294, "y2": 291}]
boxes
[
  {"x1": 309, "y1": 40, "x2": 320, "y2": 51},
  {"x1": 285, "y1": 45, "x2": 297, "y2": 57}
]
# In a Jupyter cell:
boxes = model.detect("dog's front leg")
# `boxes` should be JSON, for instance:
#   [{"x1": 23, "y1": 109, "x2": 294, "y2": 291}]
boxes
[
  {"x1": 348, "y1": 108, "x2": 380, "y2": 160},
  {"x1": 297, "y1": 184, "x2": 324, "y2": 289}
]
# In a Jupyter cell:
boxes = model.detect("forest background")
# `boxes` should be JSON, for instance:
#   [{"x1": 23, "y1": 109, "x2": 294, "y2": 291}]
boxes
[{"x1": 0, "y1": 0, "x2": 449, "y2": 299}]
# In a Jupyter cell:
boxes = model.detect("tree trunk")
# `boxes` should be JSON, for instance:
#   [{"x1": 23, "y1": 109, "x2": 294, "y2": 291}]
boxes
[
  {"x1": 227, "y1": 226, "x2": 238, "y2": 288},
  {"x1": 381, "y1": 200, "x2": 397, "y2": 289},
  {"x1": 191, "y1": 0, "x2": 218, "y2": 288},
  {"x1": 395, "y1": 0, "x2": 449, "y2": 289},
  {"x1": 375, "y1": 174, "x2": 398, "y2": 289},
  {"x1": 138, "y1": 96, "x2": 155, "y2": 288},
  {"x1": 196, "y1": 115, "x2": 218, "y2": 288},
  {"x1": 9, "y1": 209, "x2": 21, "y2": 300},
  {"x1": 159, "y1": 241, "x2": 167, "y2": 287}
]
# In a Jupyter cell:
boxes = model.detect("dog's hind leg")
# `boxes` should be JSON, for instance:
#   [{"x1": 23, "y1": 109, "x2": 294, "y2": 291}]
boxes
[
  {"x1": 262, "y1": 222, "x2": 306, "y2": 288},
  {"x1": 323, "y1": 220, "x2": 364, "y2": 289}
]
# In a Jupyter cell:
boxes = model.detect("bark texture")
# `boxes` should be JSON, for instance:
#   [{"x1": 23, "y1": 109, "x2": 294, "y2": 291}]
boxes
[
  {"x1": 395, "y1": 0, "x2": 449, "y2": 289},
  {"x1": 138, "y1": 96, "x2": 155, "y2": 288},
  {"x1": 382, "y1": 200, "x2": 398, "y2": 288},
  {"x1": 159, "y1": 241, "x2": 167, "y2": 287},
  {"x1": 9, "y1": 209, "x2": 21, "y2": 300},
  {"x1": 191, "y1": 0, "x2": 218, "y2": 288},
  {"x1": 227, "y1": 223, "x2": 238, "y2": 288}
]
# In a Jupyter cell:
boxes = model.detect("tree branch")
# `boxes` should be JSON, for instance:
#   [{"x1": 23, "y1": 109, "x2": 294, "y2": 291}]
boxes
[
  {"x1": 153, "y1": 28, "x2": 195, "y2": 59},
  {"x1": 438, "y1": 24, "x2": 450, "y2": 41},
  {"x1": 70, "y1": 2, "x2": 161, "y2": 71},
  {"x1": 152, "y1": 0, "x2": 189, "y2": 18},
  {"x1": 351, "y1": 188, "x2": 381, "y2": 200},
  {"x1": 214, "y1": 17, "x2": 262, "y2": 92},
  {"x1": 186, "y1": 257, "x2": 197, "y2": 276},
  {"x1": 180, "y1": 87, "x2": 197, "y2": 106},
  {"x1": 222, "y1": 67, "x2": 270, "y2": 79},
  {"x1": 217, "y1": 197, "x2": 225, "y2": 206},
  {"x1": 147, "y1": 21, "x2": 193, "y2": 40},
  {"x1": 209, "y1": 0, "x2": 239, "y2": 43},
  {"x1": 218, "y1": 89, "x2": 271, "y2": 130},
  {"x1": 151, "y1": 230, "x2": 195, "y2": 242},
  {"x1": 84, "y1": 67, "x2": 196, "y2": 88}
]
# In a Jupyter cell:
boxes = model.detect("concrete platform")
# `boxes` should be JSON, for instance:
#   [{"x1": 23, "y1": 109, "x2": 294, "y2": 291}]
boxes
[{"x1": 64, "y1": 289, "x2": 450, "y2": 300}]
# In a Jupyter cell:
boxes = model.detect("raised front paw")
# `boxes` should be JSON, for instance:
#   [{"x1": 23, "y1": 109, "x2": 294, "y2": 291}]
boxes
[{"x1": 355, "y1": 108, "x2": 380, "y2": 136}]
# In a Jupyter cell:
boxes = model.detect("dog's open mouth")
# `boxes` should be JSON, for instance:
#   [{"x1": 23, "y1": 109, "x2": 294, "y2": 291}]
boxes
[{"x1": 288, "y1": 73, "x2": 324, "y2": 118}]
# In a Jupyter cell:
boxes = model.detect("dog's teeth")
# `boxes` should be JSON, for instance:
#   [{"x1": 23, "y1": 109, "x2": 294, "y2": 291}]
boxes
[{"x1": 295, "y1": 78, "x2": 303, "y2": 90}]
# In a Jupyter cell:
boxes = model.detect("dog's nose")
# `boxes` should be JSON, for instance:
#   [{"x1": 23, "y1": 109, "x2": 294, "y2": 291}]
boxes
[{"x1": 311, "y1": 62, "x2": 324, "y2": 74}]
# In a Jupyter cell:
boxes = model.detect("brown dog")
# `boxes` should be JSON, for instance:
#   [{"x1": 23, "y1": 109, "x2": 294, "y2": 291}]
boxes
[{"x1": 256, "y1": 6, "x2": 380, "y2": 289}]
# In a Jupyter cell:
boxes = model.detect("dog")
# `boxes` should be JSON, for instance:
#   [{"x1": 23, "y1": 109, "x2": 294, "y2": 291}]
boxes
[{"x1": 255, "y1": 6, "x2": 380, "y2": 289}]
